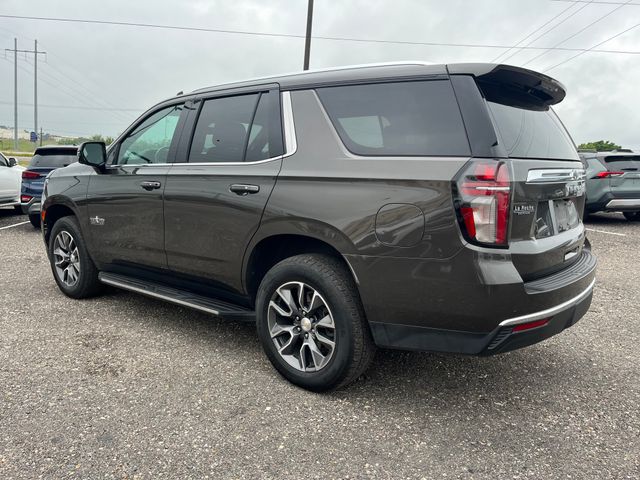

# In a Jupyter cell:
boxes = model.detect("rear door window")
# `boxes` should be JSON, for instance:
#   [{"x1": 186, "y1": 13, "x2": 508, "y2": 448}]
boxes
[
  {"x1": 29, "y1": 148, "x2": 78, "y2": 168},
  {"x1": 316, "y1": 80, "x2": 470, "y2": 157},
  {"x1": 188, "y1": 90, "x2": 283, "y2": 163},
  {"x1": 486, "y1": 101, "x2": 578, "y2": 161}
]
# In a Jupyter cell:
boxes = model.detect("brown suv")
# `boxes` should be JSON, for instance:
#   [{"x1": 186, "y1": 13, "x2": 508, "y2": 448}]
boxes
[{"x1": 40, "y1": 63, "x2": 596, "y2": 391}]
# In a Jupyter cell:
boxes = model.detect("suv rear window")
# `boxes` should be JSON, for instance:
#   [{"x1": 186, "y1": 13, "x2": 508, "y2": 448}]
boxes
[
  {"x1": 29, "y1": 148, "x2": 78, "y2": 168},
  {"x1": 603, "y1": 155, "x2": 640, "y2": 171},
  {"x1": 317, "y1": 80, "x2": 470, "y2": 157},
  {"x1": 487, "y1": 102, "x2": 578, "y2": 161}
]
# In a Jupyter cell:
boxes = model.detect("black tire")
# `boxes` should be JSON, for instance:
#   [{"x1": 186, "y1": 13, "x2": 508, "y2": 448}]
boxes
[
  {"x1": 623, "y1": 212, "x2": 639, "y2": 221},
  {"x1": 14, "y1": 205, "x2": 23, "y2": 215},
  {"x1": 48, "y1": 216, "x2": 102, "y2": 299},
  {"x1": 256, "y1": 254, "x2": 375, "y2": 392},
  {"x1": 29, "y1": 213, "x2": 40, "y2": 228}
]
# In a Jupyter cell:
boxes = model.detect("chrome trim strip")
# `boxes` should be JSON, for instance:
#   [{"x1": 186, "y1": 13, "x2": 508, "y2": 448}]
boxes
[
  {"x1": 606, "y1": 199, "x2": 640, "y2": 208},
  {"x1": 281, "y1": 91, "x2": 297, "y2": 157},
  {"x1": 100, "y1": 276, "x2": 220, "y2": 316},
  {"x1": 499, "y1": 279, "x2": 595, "y2": 327},
  {"x1": 526, "y1": 168, "x2": 586, "y2": 184}
]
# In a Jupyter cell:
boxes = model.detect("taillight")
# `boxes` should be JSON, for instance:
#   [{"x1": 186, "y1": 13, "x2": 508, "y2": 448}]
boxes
[
  {"x1": 454, "y1": 160, "x2": 511, "y2": 247},
  {"x1": 21, "y1": 170, "x2": 41, "y2": 179},
  {"x1": 21, "y1": 195, "x2": 33, "y2": 203},
  {"x1": 594, "y1": 171, "x2": 624, "y2": 179},
  {"x1": 512, "y1": 318, "x2": 550, "y2": 332}
]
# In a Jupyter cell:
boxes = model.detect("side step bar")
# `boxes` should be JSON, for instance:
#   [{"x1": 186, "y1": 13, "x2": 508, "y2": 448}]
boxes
[{"x1": 99, "y1": 272, "x2": 255, "y2": 322}]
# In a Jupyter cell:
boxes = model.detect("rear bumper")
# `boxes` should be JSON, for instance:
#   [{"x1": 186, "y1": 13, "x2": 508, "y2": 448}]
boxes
[
  {"x1": 605, "y1": 198, "x2": 640, "y2": 210},
  {"x1": 586, "y1": 191, "x2": 640, "y2": 212},
  {"x1": 369, "y1": 280, "x2": 593, "y2": 354},
  {"x1": 21, "y1": 200, "x2": 41, "y2": 216},
  {"x1": 347, "y1": 246, "x2": 597, "y2": 354}
]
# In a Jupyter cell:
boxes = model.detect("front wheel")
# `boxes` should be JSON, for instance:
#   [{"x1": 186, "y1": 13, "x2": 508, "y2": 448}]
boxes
[
  {"x1": 256, "y1": 254, "x2": 375, "y2": 392},
  {"x1": 48, "y1": 216, "x2": 102, "y2": 299},
  {"x1": 623, "y1": 212, "x2": 640, "y2": 221}
]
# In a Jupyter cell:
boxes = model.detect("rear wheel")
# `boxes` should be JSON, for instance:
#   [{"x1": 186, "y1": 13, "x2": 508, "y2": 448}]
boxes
[
  {"x1": 48, "y1": 216, "x2": 102, "y2": 299},
  {"x1": 13, "y1": 205, "x2": 22, "y2": 214},
  {"x1": 623, "y1": 212, "x2": 640, "y2": 221},
  {"x1": 256, "y1": 254, "x2": 375, "y2": 392},
  {"x1": 29, "y1": 213, "x2": 40, "y2": 228}
]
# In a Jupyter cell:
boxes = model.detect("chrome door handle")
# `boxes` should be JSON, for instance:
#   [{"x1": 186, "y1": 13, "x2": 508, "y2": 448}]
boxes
[
  {"x1": 140, "y1": 181, "x2": 161, "y2": 191},
  {"x1": 229, "y1": 184, "x2": 260, "y2": 195}
]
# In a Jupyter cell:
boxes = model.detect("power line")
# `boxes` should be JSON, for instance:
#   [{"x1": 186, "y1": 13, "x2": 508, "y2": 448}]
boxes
[
  {"x1": 551, "y1": 1, "x2": 640, "y2": 5},
  {"x1": 500, "y1": 0, "x2": 597, "y2": 63},
  {"x1": 543, "y1": 21, "x2": 640, "y2": 71},
  {"x1": 491, "y1": 1, "x2": 578, "y2": 62},
  {"x1": 0, "y1": 100, "x2": 141, "y2": 112},
  {"x1": 1, "y1": 13, "x2": 640, "y2": 55},
  {"x1": 522, "y1": 0, "x2": 634, "y2": 66}
]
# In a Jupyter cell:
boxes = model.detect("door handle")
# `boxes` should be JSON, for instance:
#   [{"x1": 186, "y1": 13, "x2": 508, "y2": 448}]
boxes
[
  {"x1": 140, "y1": 181, "x2": 162, "y2": 191},
  {"x1": 229, "y1": 184, "x2": 260, "y2": 195}
]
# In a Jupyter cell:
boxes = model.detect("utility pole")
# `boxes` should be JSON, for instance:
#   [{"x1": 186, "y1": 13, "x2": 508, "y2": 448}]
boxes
[
  {"x1": 5, "y1": 38, "x2": 46, "y2": 150},
  {"x1": 34, "y1": 39, "x2": 38, "y2": 145},
  {"x1": 303, "y1": 0, "x2": 314, "y2": 70}
]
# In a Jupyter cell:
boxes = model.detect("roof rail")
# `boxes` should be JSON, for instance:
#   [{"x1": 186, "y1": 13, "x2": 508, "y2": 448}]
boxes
[{"x1": 191, "y1": 61, "x2": 434, "y2": 94}]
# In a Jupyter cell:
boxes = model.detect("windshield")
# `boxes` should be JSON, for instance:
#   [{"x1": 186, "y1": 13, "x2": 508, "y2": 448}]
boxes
[
  {"x1": 487, "y1": 102, "x2": 579, "y2": 161},
  {"x1": 29, "y1": 149, "x2": 78, "y2": 168}
]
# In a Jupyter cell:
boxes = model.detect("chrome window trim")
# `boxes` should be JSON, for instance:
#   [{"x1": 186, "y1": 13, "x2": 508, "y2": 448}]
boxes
[
  {"x1": 114, "y1": 91, "x2": 298, "y2": 168},
  {"x1": 281, "y1": 91, "x2": 297, "y2": 157},
  {"x1": 499, "y1": 279, "x2": 595, "y2": 327}
]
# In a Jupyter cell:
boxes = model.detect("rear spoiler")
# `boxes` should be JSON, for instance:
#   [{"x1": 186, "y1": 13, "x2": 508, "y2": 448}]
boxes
[{"x1": 447, "y1": 63, "x2": 566, "y2": 111}]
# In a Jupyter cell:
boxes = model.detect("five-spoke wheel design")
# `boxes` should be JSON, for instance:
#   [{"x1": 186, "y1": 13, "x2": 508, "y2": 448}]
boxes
[
  {"x1": 268, "y1": 281, "x2": 336, "y2": 372},
  {"x1": 53, "y1": 230, "x2": 80, "y2": 287}
]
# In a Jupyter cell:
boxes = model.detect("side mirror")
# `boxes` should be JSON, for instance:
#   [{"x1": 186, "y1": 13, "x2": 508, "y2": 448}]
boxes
[
  {"x1": 78, "y1": 141, "x2": 107, "y2": 169},
  {"x1": 8, "y1": 157, "x2": 16, "y2": 167}
]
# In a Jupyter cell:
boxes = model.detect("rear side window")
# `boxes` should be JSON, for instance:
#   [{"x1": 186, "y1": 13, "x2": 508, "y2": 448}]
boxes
[
  {"x1": 316, "y1": 80, "x2": 470, "y2": 156},
  {"x1": 29, "y1": 148, "x2": 77, "y2": 168},
  {"x1": 487, "y1": 102, "x2": 578, "y2": 161},
  {"x1": 188, "y1": 91, "x2": 283, "y2": 163}
]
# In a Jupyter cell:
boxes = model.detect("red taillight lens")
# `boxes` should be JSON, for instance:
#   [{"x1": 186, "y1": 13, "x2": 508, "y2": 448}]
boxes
[
  {"x1": 594, "y1": 171, "x2": 624, "y2": 179},
  {"x1": 512, "y1": 318, "x2": 550, "y2": 332},
  {"x1": 455, "y1": 160, "x2": 511, "y2": 246},
  {"x1": 21, "y1": 195, "x2": 33, "y2": 203},
  {"x1": 21, "y1": 170, "x2": 41, "y2": 179}
]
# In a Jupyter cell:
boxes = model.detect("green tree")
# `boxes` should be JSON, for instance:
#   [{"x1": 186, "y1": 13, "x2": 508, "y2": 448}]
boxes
[{"x1": 577, "y1": 140, "x2": 622, "y2": 152}]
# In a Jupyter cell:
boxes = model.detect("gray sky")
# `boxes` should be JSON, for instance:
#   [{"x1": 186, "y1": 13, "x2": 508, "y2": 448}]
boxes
[{"x1": 0, "y1": 0, "x2": 638, "y2": 148}]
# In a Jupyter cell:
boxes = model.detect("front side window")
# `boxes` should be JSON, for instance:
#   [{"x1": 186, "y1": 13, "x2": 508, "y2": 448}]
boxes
[
  {"x1": 117, "y1": 104, "x2": 183, "y2": 165},
  {"x1": 316, "y1": 80, "x2": 470, "y2": 156}
]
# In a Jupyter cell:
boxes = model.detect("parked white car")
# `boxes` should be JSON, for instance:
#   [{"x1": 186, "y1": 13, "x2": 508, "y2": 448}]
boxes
[{"x1": 0, "y1": 152, "x2": 25, "y2": 212}]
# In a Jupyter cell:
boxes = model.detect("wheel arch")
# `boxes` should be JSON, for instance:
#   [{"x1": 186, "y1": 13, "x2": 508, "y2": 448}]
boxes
[
  {"x1": 243, "y1": 230, "x2": 359, "y2": 305},
  {"x1": 42, "y1": 199, "x2": 78, "y2": 244}
]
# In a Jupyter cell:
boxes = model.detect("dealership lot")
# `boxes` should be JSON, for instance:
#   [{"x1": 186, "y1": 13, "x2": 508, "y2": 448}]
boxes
[{"x1": 0, "y1": 209, "x2": 638, "y2": 479}]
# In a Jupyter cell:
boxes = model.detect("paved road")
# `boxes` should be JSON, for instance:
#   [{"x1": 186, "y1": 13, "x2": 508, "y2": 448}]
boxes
[{"x1": 1, "y1": 214, "x2": 638, "y2": 479}]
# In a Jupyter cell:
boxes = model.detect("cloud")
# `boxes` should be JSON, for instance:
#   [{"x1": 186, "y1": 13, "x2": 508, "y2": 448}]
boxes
[{"x1": 0, "y1": 0, "x2": 637, "y2": 147}]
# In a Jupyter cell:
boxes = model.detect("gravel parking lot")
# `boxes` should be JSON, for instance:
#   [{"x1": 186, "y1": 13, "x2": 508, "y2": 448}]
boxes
[{"x1": 0, "y1": 208, "x2": 638, "y2": 479}]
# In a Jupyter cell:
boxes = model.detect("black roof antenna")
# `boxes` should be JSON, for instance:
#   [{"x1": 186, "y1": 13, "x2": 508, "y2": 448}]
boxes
[{"x1": 176, "y1": 90, "x2": 183, "y2": 96}]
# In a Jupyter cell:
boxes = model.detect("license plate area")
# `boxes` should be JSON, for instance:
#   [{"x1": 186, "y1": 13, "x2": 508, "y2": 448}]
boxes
[{"x1": 533, "y1": 199, "x2": 580, "y2": 239}]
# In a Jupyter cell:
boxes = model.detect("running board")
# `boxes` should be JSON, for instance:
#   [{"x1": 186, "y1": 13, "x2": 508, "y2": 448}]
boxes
[{"x1": 98, "y1": 272, "x2": 255, "y2": 322}]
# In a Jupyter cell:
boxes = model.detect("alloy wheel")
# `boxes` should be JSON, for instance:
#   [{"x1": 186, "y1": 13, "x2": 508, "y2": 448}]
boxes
[
  {"x1": 267, "y1": 281, "x2": 336, "y2": 372},
  {"x1": 53, "y1": 230, "x2": 80, "y2": 287}
]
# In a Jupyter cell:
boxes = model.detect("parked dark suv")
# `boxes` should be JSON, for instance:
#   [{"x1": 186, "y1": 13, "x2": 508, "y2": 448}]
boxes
[{"x1": 41, "y1": 63, "x2": 596, "y2": 391}]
